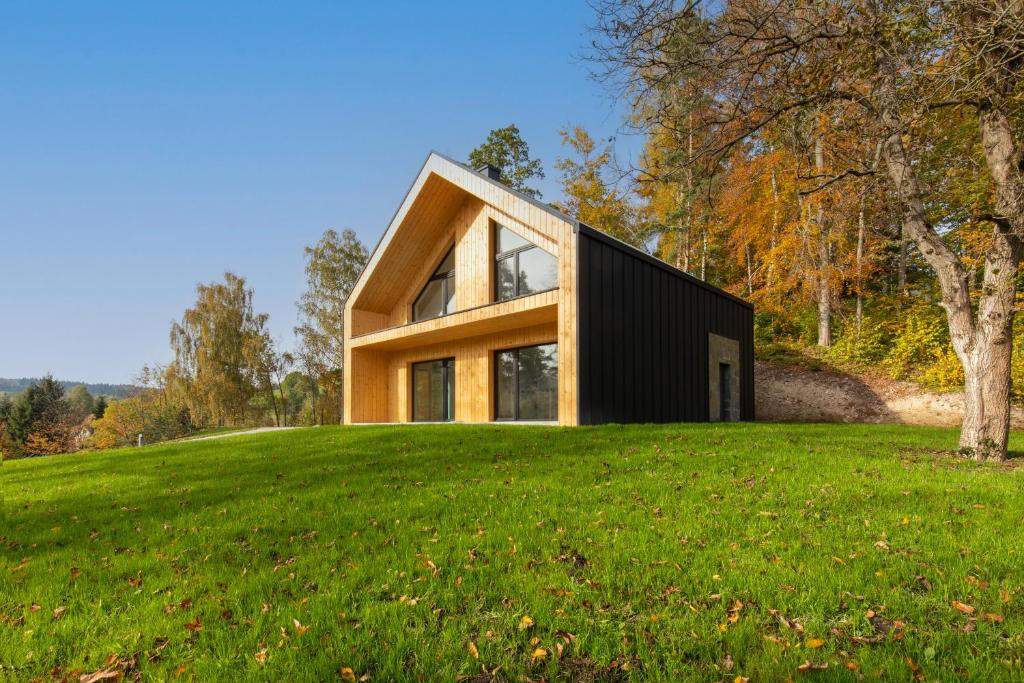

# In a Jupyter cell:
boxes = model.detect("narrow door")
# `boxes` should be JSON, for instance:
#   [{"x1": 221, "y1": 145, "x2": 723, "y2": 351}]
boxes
[
  {"x1": 719, "y1": 362, "x2": 733, "y2": 422},
  {"x1": 412, "y1": 358, "x2": 455, "y2": 422}
]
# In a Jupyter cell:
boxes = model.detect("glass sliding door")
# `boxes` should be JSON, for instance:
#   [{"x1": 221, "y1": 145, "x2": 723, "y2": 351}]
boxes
[
  {"x1": 494, "y1": 343, "x2": 557, "y2": 421},
  {"x1": 412, "y1": 358, "x2": 455, "y2": 422}
]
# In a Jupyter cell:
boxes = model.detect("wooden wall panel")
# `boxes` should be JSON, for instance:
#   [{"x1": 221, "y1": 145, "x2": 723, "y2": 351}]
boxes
[
  {"x1": 345, "y1": 323, "x2": 559, "y2": 423},
  {"x1": 343, "y1": 152, "x2": 580, "y2": 425},
  {"x1": 348, "y1": 348, "x2": 389, "y2": 423}
]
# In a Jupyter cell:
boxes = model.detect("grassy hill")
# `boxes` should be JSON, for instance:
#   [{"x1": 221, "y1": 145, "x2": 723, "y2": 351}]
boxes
[{"x1": 2, "y1": 424, "x2": 1023, "y2": 681}]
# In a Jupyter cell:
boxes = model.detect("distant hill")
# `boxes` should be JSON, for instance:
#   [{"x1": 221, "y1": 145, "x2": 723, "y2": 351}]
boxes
[{"x1": 0, "y1": 377, "x2": 137, "y2": 399}]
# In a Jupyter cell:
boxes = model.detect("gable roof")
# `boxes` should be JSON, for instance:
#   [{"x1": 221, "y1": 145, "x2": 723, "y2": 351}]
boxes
[
  {"x1": 346, "y1": 150, "x2": 751, "y2": 314},
  {"x1": 346, "y1": 151, "x2": 576, "y2": 313}
]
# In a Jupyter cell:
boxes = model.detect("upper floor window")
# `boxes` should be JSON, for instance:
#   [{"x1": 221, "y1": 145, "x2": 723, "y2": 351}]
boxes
[
  {"x1": 494, "y1": 224, "x2": 557, "y2": 302},
  {"x1": 413, "y1": 247, "x2": 455, "y2": 321}
]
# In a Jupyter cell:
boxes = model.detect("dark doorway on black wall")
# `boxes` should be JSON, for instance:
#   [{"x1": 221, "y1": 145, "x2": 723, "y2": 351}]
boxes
[
  {"x1": 412, "y1": 358, "x2": 455, "y2": 422},
  {"x1": 719, "y1": 362, "x2": 733, "y2": 422}
]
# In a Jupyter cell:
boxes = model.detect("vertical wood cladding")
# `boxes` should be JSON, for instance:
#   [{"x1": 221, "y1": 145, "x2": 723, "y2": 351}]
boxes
[{"x1": 577, "y1": 226, "x2": 754, "y2": 424}]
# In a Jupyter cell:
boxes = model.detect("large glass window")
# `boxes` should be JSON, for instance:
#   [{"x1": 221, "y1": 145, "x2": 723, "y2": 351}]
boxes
[
  {"x1": 413, "y1": 248, "x2": 455, "y2": 321},
  {"x1": 494, "y1": 224, "x2": 557, "y2": 301},
  {"x1": 495, "y1": 343, "x2": 557, "y2": 421},
  {"x1": 412, "y1": 358, "x2": 454, "y2": 421}
]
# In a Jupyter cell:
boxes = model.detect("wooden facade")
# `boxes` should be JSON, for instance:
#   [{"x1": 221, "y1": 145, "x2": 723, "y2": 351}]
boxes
[{"x1": 344, "y1": 152, "x2": 753, "y2": 426}]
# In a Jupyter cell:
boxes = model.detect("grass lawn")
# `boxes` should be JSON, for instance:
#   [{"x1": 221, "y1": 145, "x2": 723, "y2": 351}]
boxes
[{"x1": 2, "y1": 423, "x2": 1023, "y2": 681}]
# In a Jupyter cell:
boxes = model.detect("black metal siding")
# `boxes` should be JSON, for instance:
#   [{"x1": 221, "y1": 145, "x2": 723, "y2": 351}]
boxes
[{"x1": 577, "y1": 226, "x2": 755, "y2": 424}]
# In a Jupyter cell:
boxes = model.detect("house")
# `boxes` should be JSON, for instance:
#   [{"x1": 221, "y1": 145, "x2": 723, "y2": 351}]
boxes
[{"x1": 343, "y1": 152, "x2": 753, "y2": 426}]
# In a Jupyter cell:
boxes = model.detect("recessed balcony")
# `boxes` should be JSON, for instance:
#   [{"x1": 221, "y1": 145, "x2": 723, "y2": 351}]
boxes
[{"x1": 348, "y1": 289, "x2": 557, "y2": 351}]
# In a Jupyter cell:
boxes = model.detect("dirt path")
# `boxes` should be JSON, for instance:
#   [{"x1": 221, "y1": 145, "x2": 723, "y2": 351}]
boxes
[{"x1": 755, "y1": 360, "x2": 1024, "y2": 428}]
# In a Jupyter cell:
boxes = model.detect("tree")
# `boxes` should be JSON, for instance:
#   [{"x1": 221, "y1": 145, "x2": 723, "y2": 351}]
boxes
[
  {"x1": 170, "y1": 273, "x2": 270, "y2": 426},
  {"x1": 295, "y1": 229, "x2": 368, "y2": 424},
  {"x1": 67, "y1": 385, "x2": 95, "y2": 421},
  {"x1": 467, "y1": 125, "x2": 546, "y2": 198},
  {"x1": 591, "y1": 0, "x2": 1024, "y2": 460},
  {"x1": 555, "y1": 126, "x2": 642, "y2": 245},
  {"x1": 93, "y1": 395, "x2": 108, "y2": 419}
]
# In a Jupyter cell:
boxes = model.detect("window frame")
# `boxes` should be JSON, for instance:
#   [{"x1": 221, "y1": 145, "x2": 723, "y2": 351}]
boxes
[
  {"x1": 492, "y1": 223, "x2": 557, "y2": 303},
  {"x1": 411, "y1": 357, "x2": 455, "y2": 422},
  {"x1": 412, "y1": 246, "x2": 456, "y2": 322},
  {"x1": 493, "y1": 342, "x2": 558, "y2": 422}
]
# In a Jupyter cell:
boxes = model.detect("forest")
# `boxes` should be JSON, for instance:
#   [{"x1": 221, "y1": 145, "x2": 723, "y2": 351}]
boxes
[{"x1": 3, "y1": 0, "x2": 1024, "y2": 461}]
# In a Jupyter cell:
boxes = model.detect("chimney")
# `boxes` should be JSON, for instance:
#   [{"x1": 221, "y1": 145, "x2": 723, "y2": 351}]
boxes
[{"x1": 477, "y1": 164, "x2": 501, "y2": 181}]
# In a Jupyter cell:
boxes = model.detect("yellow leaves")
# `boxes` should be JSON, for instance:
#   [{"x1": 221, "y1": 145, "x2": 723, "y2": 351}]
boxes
[
  {"x1": 518, "y1": 615, "x2": 535, "y2": 631},
  {"x1": 292, "y1": 618, "x2": 309, "y2": 636},
  {"x1": 530, "y1": 647, "x2": 547, "y2": 663},
  {"x1": 11, "y1": 558, "x2": 30, "y2": 573},
  {"x1": 339, "y1": 667, "x2": 357, "y2": 682},
  {"x1": 254, "y1": 647, "x2": 268, "y2": 664},
  {"x1": 468, "y1": 641, "x2": 479, "y2": 659},
  {"x1": 52, "y1": 606, "x2": 67, "y2": 621},
  {"x1": 804, "y1": 638, "x2": 825, "y2": 649},
  {"x1": 951, "y1": 600, "x2": 976, "y2": 615}
]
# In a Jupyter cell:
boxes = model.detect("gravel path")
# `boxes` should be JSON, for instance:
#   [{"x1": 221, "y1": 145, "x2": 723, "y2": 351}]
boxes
[{"x1": 185, "y1": 426, "x2": 298, "y2": 442}]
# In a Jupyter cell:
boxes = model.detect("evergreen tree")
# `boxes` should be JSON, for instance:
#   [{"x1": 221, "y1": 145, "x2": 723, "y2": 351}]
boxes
[{"x1": 93, "y1": 395, "x2": 108, "y2": 419}]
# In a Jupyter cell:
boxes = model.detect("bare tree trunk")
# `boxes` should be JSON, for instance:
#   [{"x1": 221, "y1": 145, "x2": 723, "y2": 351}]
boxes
[
  {"x1": 700, "y1": 227, "x2": 708, "y2": 280},
  {"x1": 767, "y1": 166, "x2": 779, "y2": 288},
  {"x1": 897, "y1": 223, "x2": 908, "y2": 300},
  {"x1": 882, "y1": 119, "x2": 1019, "y2": 460},
  {"x1": 815, "y1": 136, "x2": 832, "y2": 347},
  {"x1": 856, "y1": 195, "x2": 865, "y2": 342}
]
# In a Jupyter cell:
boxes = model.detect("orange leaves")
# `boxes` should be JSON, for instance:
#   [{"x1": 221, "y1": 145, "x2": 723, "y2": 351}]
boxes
[
  {"x1": 183, "y1": 616, "x2": 203, "y2": 632},
  {"x1": 796, "y1": 660, "x2": 828, "y2": 673},
  {"x1": 254, "y1": 646, "x2": 268, "y2": 664},
  {"x1": 951, "y1": 600, "x2": 975, "y2": 615}
]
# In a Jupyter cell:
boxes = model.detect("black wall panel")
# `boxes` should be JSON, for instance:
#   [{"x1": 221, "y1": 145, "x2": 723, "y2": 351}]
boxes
[{"x1": 577, "y1": 226, "x2": 755, "y2": 424}]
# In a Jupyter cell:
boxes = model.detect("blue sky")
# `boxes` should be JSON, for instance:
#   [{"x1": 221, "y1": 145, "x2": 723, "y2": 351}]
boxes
[{"x1": 0, "y1": 1, "x2": 641, "y2": 383}]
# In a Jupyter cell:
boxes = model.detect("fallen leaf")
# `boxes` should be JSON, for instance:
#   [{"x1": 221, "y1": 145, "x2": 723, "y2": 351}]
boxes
[
  {"x1": 340, "y1": 667, "x2": 357, "y2": 682},
  {"x1": 172, "y1": 665, "x2": 187, "y2": 679},
  {"x1": 519, "y1": 615, "x2": 535, "y2": 630},
  {"x1": 29, "y1": 603, "x2": 41, "y2": 612},
  {"x1": 982, "y1": 612, "x2": 1004, "y2": 623},
  {"x1": 292, "y1": 618, "x2": 309, "y2": 636},
  {"x1": 184, "y1": 616, "x2": 203, "y2": 632},
  {"x1": 468, "y1": 641, "x2": 479, "y2": 659},
  {"x1": 79, "y1": 669, "x2": 122, "y2": 683},
  {"x1": 952, "y1": 600, "x2": 976, "y2": 615},
  {"x1": 52, "y1": 606, "x2": 67, "y2": 621},
  {"x1": 805, "y1": 639, "x2": 824, "y2": 649},
  {"x1": 796, "y1": 660, "x2": 828, "y2": 672},
  {"x1": 254, "y1": 647, "x2": 267, "y2": 664},
  {"x1": 531, "y1": 647, "x2": 547, "y2": 662}
]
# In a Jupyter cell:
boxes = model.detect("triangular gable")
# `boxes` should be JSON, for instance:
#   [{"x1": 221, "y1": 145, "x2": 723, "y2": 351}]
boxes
[{"x1": 347, "y1": 152, "x2": 577, "y2": 314}]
